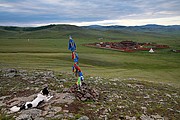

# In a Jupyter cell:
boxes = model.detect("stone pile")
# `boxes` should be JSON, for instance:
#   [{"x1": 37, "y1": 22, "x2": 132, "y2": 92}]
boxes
[
  {"x1": 1, "y1": 68, "x2": 55, "y2": 79},
  {"x1": 2, "y1": 68, "x2": 19, "y2": 78},
  {"x1": 69, "y1": 82, "x2": 99, "y2": 101}
]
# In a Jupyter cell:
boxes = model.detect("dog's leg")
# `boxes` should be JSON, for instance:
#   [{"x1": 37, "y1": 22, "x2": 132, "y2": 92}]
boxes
[
  {"x1": 20, "y1": 104, "x2": 26, "y2": 110},
  {"x1": 46, "y1": 96, "x2": 53, "y2": 102},
  {"x1": 37, "y1": 100, "x2": 44, "y2": 106}
]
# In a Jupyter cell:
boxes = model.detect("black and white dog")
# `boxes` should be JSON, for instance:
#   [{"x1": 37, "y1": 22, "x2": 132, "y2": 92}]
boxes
[{"x1": 10, "y1": 87, "x2": 53, "y2": 112}]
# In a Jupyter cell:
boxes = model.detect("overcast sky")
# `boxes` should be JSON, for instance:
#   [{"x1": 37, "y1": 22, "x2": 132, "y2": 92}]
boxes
[{"x1": 0, "y1": 0, "x2": 180, "y2": 26}]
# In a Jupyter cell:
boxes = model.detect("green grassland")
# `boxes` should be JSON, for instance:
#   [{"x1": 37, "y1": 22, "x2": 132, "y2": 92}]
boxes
[{"x1": 0, "y1": 25, "x2": 180, "y2": 87}]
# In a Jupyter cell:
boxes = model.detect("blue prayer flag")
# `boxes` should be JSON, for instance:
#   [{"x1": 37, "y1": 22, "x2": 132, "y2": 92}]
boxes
[{"x1": 68, "y1": 36, "x2": 76, "y2": 52}]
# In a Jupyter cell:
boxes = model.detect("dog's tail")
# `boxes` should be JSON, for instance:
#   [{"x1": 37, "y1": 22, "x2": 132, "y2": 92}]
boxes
[{"x1": 10, "y1": 106, "x2": 21, "y2": 112}]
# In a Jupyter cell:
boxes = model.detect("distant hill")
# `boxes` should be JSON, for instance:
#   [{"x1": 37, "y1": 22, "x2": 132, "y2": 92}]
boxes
[
  {"x1": 0, "y1": 24, "x2": 93, "y2": 39},
  {"x1": 83, "y1": 24, "x2": 180, "y2": 32},
  {"x1": 0, "y1": 24, "x2": 180, "y2": 39}
]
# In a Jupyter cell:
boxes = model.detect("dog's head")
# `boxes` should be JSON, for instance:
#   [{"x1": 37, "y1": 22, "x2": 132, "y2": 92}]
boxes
[{"x1": 42, "y1": 87, "x2": 49, "y2": 96}]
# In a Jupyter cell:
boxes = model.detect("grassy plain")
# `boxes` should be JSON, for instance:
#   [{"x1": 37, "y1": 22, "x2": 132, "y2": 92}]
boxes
[
  {"x1": 0, "y1": 35, "x2": 179, "y2": 87},
  {"x1": 0, "y1": 26, "x2": 180, "y2": 119}
]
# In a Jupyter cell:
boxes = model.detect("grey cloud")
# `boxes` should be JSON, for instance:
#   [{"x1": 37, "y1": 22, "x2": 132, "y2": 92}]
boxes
[{"x1": 0, "y1": 0, "x2": 179, "y2": 25}]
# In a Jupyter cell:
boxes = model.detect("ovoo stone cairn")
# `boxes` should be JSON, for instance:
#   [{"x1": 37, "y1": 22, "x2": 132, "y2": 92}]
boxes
[
  {"x1": 68, "y1": 36, "x2": 99, "y2": 101},
  {"x1": 68, "y1": 36, "x2": 84, "y2": 88},
  {"x1": 69, "y1": 82, "x2": 99, "y2": 101}
]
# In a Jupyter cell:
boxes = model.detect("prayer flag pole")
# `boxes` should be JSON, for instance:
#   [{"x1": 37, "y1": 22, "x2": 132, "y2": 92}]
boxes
[{"x1": 68, "y1": 36, "x2": 84, "y2": 89}]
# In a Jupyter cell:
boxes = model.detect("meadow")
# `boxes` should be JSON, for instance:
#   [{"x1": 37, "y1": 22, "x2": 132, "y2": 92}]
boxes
[
  {"x1": 0, "y1": 31, "x2": 180, "y2": 87},
  {"x1": 0, "y1": 26, "x2": 180, "y2": 119}
]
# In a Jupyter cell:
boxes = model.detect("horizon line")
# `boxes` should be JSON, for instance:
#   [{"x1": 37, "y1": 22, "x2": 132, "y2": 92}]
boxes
[{"x1": 0, "y1": 23, "x2": 180, "y2": 27}]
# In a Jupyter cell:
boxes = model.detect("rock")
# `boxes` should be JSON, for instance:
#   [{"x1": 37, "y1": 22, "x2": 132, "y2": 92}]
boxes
[
  {"x1": 63, "y1": 88, "x2": 69, "y2": 92},
  {"x1": 141, "y1": 107, "x2": 147, "y2": 113},
  {"x1": 63, "y1": 113, "x2": 75, "y2": 118},
  {"x1": 63, "y1": 93, "x2": 76, "y2": 100},
  {"x1": 102, "y1": 109, "x2": 109, "y2": 115},
  {"x1": 69, "y1": 83, "x2": 99, "y2": 101},
  {"x1": 59, "y1": 79, "x2": 67, "y2": 82},
  {"x1": 64, "y1": 104, "x2": 68, "y2": 107},
  {"x1": 53, "y1": 107, "x2": 62, "y2": 113},
  {"x1": 0, "y1": 95, "x2": 11, "y2": 100},
  {"x1": 119, "y1": 115, "x2": 125, "y2": 119},
  {"x1": 99, "y1": 115, "x2": 107, "y2": 119},
  {"x1": 0, "y1": 101, "x2": 6, "y2": 107},
  {"x1": 16, "y1": 114, "x2": 33, "y2": 120},
  {"x1": 20, "y1": 108, "x2": 42, "y2": 117},
  {"x1": 63, "y1": 110, "x2": 69, "y2": 113},
  {"x1": 77, "y1": 116, "x2": 89, "y2": 120},
  {"x1": 46, "y1": 112, "x2": 55, "y2": 118},
  {"x1": 90, "y1": 104, "x2": 96, "y2": 108},
  {"x1": 127, "y1": 84, "x2": 134, "y2": 88},
  {"x1": 68, "y1": 113, "x2": 75, "y2": 118},
  {"x1": 59, "y1": 84, "x2": 64, "y2": 88},
  {"x1": 81, "y1": 97, "x2": 87, "y2": 101},
  {"x1": 126, "y1": 116, "x2": 136, "y2": 120},
  {"x1": 140, "y1": 114, "x2": 153, "y2": 120},
  {"x1": 113, "y1": 83, "x2": 117, "y2": 86},
  {"x1": 54, "y1": 114, "x2": 64, "y2": 119},
  {"x1": 144, "y1": 94, "x2": 150, "y2": 99},
  {"x1": 4, "y1": 68, "x2": 19, "y2": 78},
  {"x1": 34, "y1": 117, "x2": 45, "y2": 120},
  {"x1": 117, "y1": 105, "x2": 125, "y2": 109},
  {"x1": 41, "y1": 111, "x2": 48, "y2": 116},
  {"x1": 50, "y1": 93, "x2": 75, "y2": 105},
  {"x1": 135, "y1": 84, "x2": 144, "y2": 88},
  {"x1": 15, "y1": 109, "x2": 42, "y2": 120},
  {"x1": 5, "y1": 72, "x2": 16, "y2": 78},
  {"x1": 6, "y1": 68, "x2": 17, "y2": 73},
  {"x1": 165, "y1": 93, "x2": 171, "y2": 98},
  {"x1": 110, "y1": 78, "x2": 119, "y2": 81},
  {"x1": 151, "y1": 114, "x2": 164, "y2": 119},
  {"x1": 84, "y1": 93, "x2": 91, "y2": 98}
]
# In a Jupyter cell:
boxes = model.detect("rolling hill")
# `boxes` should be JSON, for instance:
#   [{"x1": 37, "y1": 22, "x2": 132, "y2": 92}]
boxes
[{"x1": 0, "y1": 24, "x2": 180, "y2": 39}]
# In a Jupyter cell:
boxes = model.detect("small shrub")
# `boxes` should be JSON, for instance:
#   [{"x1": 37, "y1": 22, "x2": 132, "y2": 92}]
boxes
[{"x1": 0, "y1": 110, "x2": 15, "y2": 120}]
